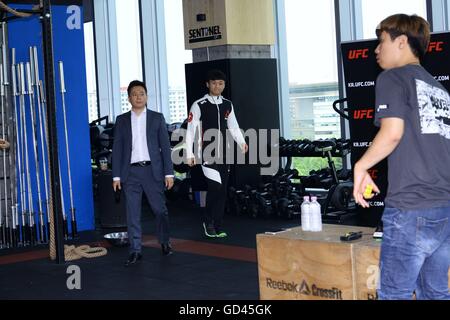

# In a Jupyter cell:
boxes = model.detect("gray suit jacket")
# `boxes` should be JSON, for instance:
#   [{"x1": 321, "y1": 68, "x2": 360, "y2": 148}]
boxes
[{"x1": 112, "y1": 109, "x2": 174, "y2": 183}]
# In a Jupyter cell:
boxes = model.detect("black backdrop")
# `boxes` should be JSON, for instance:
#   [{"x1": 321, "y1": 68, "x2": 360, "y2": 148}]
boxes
[
  {"x1": 342, "y1": 32, "x2": 450, "y2": 226},
  {"x1": 185, "y1": 59, "x2": 281, "y2": 189}
]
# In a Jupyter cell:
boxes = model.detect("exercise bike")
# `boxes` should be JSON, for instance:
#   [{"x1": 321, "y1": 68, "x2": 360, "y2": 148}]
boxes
[{"x1": 313, "y1": 140, "x2": 355, "y2": 221}]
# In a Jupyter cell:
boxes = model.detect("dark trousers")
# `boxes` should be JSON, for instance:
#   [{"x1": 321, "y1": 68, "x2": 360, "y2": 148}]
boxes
[
  {"x1": 204, "y1": 164, "x2": 230, "y2": 230},
  {"x1": 123, "y1": 165, "x2": 170, "y2": 253}
]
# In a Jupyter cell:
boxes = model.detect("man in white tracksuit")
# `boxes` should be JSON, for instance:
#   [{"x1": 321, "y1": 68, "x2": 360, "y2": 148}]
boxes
[{"x1": 186, "y1": 69, "x2": 248, "y2": 238}]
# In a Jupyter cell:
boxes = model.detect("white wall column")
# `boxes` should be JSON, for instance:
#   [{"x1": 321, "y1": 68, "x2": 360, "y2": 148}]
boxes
[
  {"x1": 273, "y1": 0, "x2": 291, "y2": 139},
  {"x1": 93, "y1": 0, "x2": 121, "y2": 120},
  {"x1": 139, "y1": 0, "x2": 170, "y2": 119}
]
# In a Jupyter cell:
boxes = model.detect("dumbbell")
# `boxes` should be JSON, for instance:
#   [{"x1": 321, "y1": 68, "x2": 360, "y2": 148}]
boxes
[
  {"x1": 276, "y1": 197, "x2": 290, "y2": 218},
  {"x1": 285, "y1": 199, "x2": 302, "y2": 220},
  {"x1": 257, "y1": 192, "x2": 274, "y2": 218}
]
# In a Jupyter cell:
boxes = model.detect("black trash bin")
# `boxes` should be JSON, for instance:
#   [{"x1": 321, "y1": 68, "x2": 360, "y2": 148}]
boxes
[{"x1": 97, "y1": 170, "x2": 127, "y2": 228}]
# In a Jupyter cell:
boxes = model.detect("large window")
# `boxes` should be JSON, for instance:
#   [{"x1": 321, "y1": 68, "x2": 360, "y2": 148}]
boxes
[
  {"x1": 164, "y1": 0, "x2": 193, "y2": 124},
  {"x1": 116, "y1": 0, "x2": 143, "y2": 113},
  {"x1": 84, "y1": 21, "x2": 98, "y2": 123},
  {"x1": 361, "y1": 0, "x2": 427, "y2": 39},
  {"x1": 284, "y1": 0, "x2": 341, "y2": 175},
  {"x1": 444, "y1": 1, "x2": 450, "y2": 31}
]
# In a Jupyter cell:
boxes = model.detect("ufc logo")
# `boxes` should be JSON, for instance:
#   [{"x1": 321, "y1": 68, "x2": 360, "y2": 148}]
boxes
[
  {"x1": 428, "y1": 42, "x2": 444, "y2": 52},
  {"x1": 348, "y1": 49, "x2": 369, "y2": 60},
  {"x1": 353, "y1": 109, "x2": 374, "y2": 119},
  {"x1": 368, "y1": 169, "x2": 378, "y2": 180}
]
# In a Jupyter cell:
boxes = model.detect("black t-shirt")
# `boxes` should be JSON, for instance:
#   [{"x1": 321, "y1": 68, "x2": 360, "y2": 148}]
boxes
[{"x1": 374, "y1": 64, "x2": 450, "y2": 210}]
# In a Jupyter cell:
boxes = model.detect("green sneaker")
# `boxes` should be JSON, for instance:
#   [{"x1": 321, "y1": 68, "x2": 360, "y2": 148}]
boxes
[
  {"x1": 216, "y1": 230, "x2": 228, "y2": 238},
  {"x1": 203, "y1": 223, "x2": 217, "y2": 238}
]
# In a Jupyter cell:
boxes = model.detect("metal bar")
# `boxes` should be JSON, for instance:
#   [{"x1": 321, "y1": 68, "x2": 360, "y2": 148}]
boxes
[
  {"x1": 11, "y1": 48, "x2": 23, "y2": 246},
  {"x1": 0, "y1": 23, "x2": 4, "y2": 247},
  {"x1": 16, "y1": 63, "x2": 28, "y2": 246},
  {"x1": 19, "y1": 62, "x2": 34, "y2": 245},
  {"x1": 32, "y1": 46, "x2": 48, "y2": 243},
  {"x1": 1, "y1": 23, "x2": 11, "y2": 248},
  {"x1": 24, "y1": 62, "x2": 37, "y2": 244},
  {"x1": 0, "y1": 63, "x2": 7, "y2": 248},
  {"x1": 3, "y1": 23, "x2": 19, "y2": 248},
  {"x1": 58, "y1": 61, "x2": 76, "y2": 239},
  {"x1": 26, "y1": 60, "x2": 45, "y2": 244},
  {"x1": 58, "y1": 160, "x2": 68, "y2": 240}
]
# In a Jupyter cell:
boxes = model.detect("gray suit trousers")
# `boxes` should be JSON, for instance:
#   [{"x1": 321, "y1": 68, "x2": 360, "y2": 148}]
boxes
[{"x1": 123, "y1": 165, "x2": 170, "y2": 253}]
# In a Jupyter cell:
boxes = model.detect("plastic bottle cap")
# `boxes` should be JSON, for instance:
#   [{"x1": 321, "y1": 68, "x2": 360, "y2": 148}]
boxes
[
  {"x1": 311, "y1": 196, "x2": 317, "y2": 201},
  {"x1": 303, "y1": 196, "x2": 310, "y2": 201}
]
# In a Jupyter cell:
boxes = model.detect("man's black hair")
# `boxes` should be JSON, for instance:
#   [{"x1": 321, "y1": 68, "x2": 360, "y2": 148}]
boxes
[
  {"x1": 127, "y1": 80, "x2": 147, "y2": 96},
  {"x1": 206, "y1": 69, "x2": 227, "y2": 82}
]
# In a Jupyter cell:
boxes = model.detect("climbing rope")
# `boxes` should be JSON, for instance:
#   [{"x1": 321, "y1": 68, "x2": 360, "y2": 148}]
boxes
[
  {"x1": 0, "y1": 1, "x2": 33, "y2": 18},
  {"x1": 64, "y1": 244, "x2": 108, "y2": 262}
]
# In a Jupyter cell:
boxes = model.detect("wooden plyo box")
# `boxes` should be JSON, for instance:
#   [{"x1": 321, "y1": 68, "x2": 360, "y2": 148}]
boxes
[
  {"x1": 256, "y1": 224, "x2": 374, "y2": 300},
  {"x1": 353, "y1": 240, "x2": 381, "y2": 300},
  {"x1": 257, "y1": 225, "x2": 450, "y2": 300}
]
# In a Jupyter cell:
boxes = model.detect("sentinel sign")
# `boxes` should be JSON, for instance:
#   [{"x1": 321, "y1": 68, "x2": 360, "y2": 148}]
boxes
[{"x1": 188, "y1": 25, "x2": 223, "y2": 44}]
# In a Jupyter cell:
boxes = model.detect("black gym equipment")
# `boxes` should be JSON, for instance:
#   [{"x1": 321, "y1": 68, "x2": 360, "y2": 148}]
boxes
[
  {"x1": 313, "y1": 140, "x2": 355, "y2": 220},
  {"x1": 168, "y1": 118, "x2": 191, "y2": 174},
  {"x1": 96, "y1": 170, "x2": 126, "y2": 228},
  {"x1": 277, "y1": 123, "x2": 355, "y2": 222},
  {"x1": 279, "y1": 137, "x2": 354, "y2": 213},
  {"x1": 226, "y1": 186, "x2": 250, "y2": 217},
  {"x1": 165, "y1": 177, "x2": 192, "y2": 202},
  {"x1": 89, "y1": 116, "x2": 115, "y2": 171},
  {"x1": 225, "y1": 167, "x2": 305, "y2": 220}
]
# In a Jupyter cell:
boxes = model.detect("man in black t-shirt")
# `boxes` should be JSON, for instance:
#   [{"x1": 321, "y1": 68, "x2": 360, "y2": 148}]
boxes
[{"x1": 353, "y1": 14, "x2": 450, "y2": 300}]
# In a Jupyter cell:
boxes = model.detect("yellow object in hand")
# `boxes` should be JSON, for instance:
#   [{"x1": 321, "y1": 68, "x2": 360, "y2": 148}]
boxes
[{"x1": 363, "y1": 184, "x2": 373, "y2": 198}]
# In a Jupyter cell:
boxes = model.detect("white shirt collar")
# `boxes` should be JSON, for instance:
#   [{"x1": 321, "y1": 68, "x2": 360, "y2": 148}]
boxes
[
  {"x1": 205, "y1": 94, "x2": 223, "y2": 104},
  {"x1": 131, "y1": 108, "x2": 147, "y2": 117}
]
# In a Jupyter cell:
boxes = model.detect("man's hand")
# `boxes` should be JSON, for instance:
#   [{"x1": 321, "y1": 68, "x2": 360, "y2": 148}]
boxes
[
  {"x1": 353, "y1": 163, "x2": 380, "y2": 208},
  {"x1": 165, "y1": 177, "x2": 174, "y2": 190},
  {"x1": 241, "y1": 143, "x2": 249, "y2": 154},
  {"x1": 187, "y1": 157, "x2": 196, "y2": 167},
  {"x1": 112, "y1": 180, "x2": 121, "y2": 192}
]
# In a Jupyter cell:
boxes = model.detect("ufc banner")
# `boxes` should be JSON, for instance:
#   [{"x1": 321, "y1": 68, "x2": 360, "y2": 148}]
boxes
[{"x1": 341, "y1": 32, "x2": 450, "y2": 226}]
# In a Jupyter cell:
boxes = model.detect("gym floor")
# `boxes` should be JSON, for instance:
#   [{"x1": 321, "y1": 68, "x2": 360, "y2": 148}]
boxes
[{"x1": 0, "y1": 198, "x2": 307, "y2": 300}]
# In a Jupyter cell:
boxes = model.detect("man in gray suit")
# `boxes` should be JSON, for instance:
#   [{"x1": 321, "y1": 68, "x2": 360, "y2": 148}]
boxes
[{"x1": 112, "y1": 80, "x2": 174, "y2": 266}]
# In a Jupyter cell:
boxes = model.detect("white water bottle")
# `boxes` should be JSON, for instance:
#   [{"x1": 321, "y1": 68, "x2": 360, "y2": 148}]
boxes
[
  {"x1": 310, "y1": 196, "x2": 322, "y2": 232},
  {"x1": 301, "y1": 196, "x2": 311, "y2": 231}
]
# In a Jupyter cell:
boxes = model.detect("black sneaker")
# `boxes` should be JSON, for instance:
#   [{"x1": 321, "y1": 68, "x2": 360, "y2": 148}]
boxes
[
  {"x1": 203, "y1": 223, "x2": 217, "y2": 237},
  {"x1": 161, "y1": 243, "x2": 173, "y2": 256}
]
